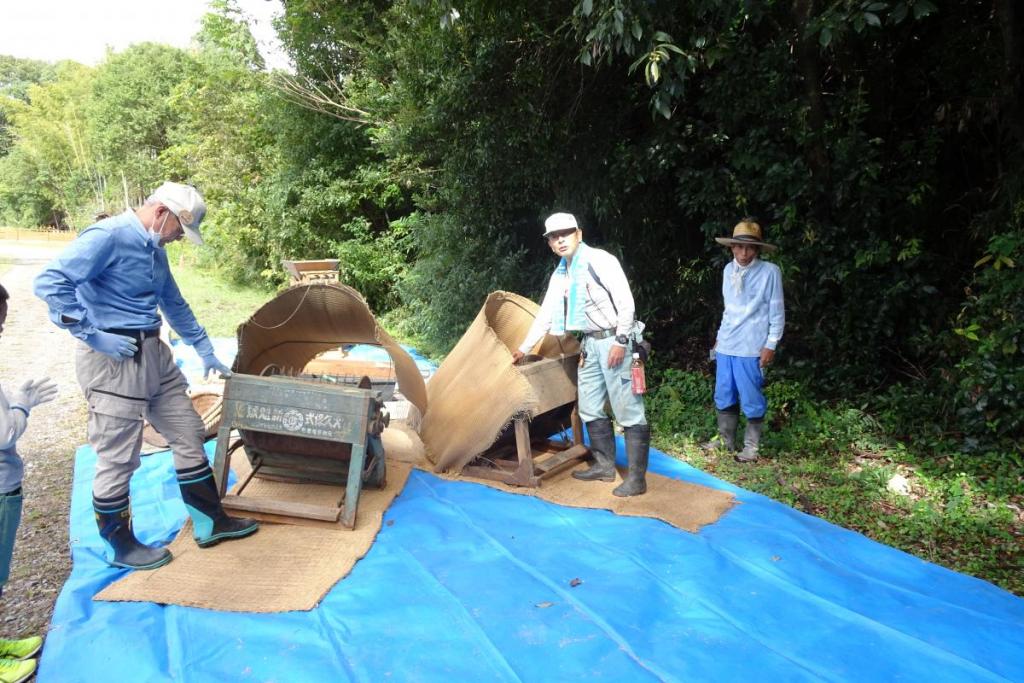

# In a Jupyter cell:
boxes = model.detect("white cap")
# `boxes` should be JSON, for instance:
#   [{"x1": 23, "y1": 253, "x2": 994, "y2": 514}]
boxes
[
  {"x1": 149, "y1": 181, "x2": 206, "y2": 245},
  {"x1": 543, "y1": 212, "x2": 579, "y2": 236}
]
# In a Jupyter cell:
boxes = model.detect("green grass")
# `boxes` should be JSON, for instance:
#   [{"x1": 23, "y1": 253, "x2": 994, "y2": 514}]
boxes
[
  {"x1": 648, "y1": 367, "x2": 1024, "y2": 596},
  {"x1": 168, "y1": 250, "x2": 277, "y2": 338}
]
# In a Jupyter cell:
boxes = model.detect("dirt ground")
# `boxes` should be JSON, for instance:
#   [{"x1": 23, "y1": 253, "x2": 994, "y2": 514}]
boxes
[{"x1": 1, "y1": 240, "x2": 85, "y2": 639}]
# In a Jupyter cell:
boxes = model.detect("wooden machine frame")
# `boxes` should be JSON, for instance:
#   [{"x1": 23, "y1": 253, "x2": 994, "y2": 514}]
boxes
[
  {"x1": 461, "y1": 354, "x2": 590, "y2": 487},
  {"x1": 212, "y1": 373, "x2": 379, "y2": 528}
]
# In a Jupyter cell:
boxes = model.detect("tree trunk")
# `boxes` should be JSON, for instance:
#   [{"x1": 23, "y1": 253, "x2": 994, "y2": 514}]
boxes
[
  {"x1": 995, "y1": 0, "x2": 1024, "y2": 151},
  {"x1": 790, "y1": 0, "x2": 831, "y2": 220}
]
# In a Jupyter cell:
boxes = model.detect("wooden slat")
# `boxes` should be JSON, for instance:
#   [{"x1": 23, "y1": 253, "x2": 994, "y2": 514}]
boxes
[
  {"x1": 302, "y1": 358, "x2": 396, "y2": 380},
  {"x1": 518, "y1": 355, "x2": 579, "y2": 415},
  {"x1": 461, "y1": 465, "x2": 514, "y2": 483},
  {"x1": 534, "y1": 443, "x2": 589, "y2": 474},
  {"x1": 571, "y1": 405, "x2": 584, "y2": 446},
  {"x1": 221, "y1": 494, "x2": 342, "y2": 522},
  {"x1": 222, "y1": 508, "x2": 344, "y2": 530},
  {"x1": 510, "y1": 417, "x2": 535, "y2": 485}
]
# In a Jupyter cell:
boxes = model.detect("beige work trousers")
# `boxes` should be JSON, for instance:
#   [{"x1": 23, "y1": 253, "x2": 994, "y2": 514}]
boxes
[{"x1": 76, "y1": 337, "x2": 208, "y2": 500}]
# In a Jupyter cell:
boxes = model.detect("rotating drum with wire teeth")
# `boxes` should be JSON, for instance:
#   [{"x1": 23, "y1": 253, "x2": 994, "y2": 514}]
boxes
[{"x1": 227, "y1": 281, "x2": 427, "y2": 486}]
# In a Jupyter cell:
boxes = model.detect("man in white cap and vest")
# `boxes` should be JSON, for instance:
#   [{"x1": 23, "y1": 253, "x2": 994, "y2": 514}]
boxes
[
  {"x1": 512, "y1": 212, "x2": 650, "y2": 496},
  {"x1": 34, "y1": 182, "x2": 258, "y2": 570},
  {"x1": 705, "y1": 217, "x2": 785, "y2": 462}
]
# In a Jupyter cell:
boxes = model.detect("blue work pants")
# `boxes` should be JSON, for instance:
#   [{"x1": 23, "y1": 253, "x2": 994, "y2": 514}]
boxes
[{"x1": 714, "y1": 353, "x2": 766, "y2": 419}]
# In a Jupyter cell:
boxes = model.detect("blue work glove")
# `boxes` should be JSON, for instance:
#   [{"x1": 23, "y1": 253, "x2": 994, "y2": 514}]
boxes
[
  {"x1": 201, "y1": 353, "x2": 233, "y2": 380},
  {"x1": 84, "y1": 330, "x2": 138, "y2": 359}
]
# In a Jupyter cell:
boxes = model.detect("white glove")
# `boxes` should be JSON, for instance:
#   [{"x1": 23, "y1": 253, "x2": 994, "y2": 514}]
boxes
[
  {"x1": 10, "y1": 377, "x2": 58, "y2": 413},
  {"x1": 201, "y1": 354, "x2": 233, "y2": 380}
]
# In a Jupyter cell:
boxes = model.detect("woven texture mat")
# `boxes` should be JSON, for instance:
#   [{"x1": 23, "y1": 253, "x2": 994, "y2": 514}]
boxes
[
  {"x1": 390, "y1": 419, "x2": 733, "y2": 532},
  {"x1": 94, "y1": 426, "x2": 732, "y2": 612},
  {"x1": 233, "y1": 282, "x2": 427, "y2": 416},
  {"x1": 441, "y1": 460, "x2": 735, "y2": 533},
  {"x1": 420, "y1": 291, "x2": 579, "y2": 473},
  {"x1": 95, "y1": 452, "x2": 414, "y2": 613}
]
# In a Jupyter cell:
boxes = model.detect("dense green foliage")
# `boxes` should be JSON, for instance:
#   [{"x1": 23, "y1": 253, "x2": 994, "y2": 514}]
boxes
[
  {"x1": 0, "y1": 0, "x2": 1020, "y2": 586},
  {"x1": 646, "y1": 363, "x2": 1022, "y2": 595}
]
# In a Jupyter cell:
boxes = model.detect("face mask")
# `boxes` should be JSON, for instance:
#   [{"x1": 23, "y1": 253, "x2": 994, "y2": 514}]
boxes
[{"x1": 147, "y1": 212, "x2": 170, "y2": 249}]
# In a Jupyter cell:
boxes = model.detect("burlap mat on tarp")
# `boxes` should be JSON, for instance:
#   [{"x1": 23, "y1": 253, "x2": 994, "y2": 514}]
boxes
[
  {"x1": 232, "y1": 282, "x2": 427, "y2": 417},
  {"x1": 375, "y1": 419, "x2": 733, "y2": 532},
  {"x1": 95, "y1": 424, "x2": 732, "y2": 612},
  {"x1": 420, "y1": 291, "x2": 578, "y2": 473},
  {"x1": 443, "y1": 462, "x2": 735, "y2": 533},
  {"x1": 95, "y1": 449, "x2": 414, "y2": 613}
]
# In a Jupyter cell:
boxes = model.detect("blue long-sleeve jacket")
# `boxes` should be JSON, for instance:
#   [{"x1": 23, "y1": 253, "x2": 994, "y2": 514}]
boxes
[
  {"x1": 715, "y1": 258, "x2": 785, "y2": 357},
  {"x1": 33, "y1": 210, "x2": 214, "y2": 357}
]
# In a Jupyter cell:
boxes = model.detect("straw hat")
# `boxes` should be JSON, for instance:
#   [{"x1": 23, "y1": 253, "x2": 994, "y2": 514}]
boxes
[{"x1": 715, "y1": 219, "x2": 776, "y2": 251}]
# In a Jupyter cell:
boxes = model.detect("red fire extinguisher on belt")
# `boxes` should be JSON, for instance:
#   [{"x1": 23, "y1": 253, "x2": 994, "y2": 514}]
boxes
[{"x1": 630, "y1": 353, "x2": 647, "y2": 395}]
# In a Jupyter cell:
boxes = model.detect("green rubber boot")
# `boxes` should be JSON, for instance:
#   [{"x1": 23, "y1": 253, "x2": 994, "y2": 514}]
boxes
[{"x1": 177, "y1": 464, "x2": 259, "y2": 548}]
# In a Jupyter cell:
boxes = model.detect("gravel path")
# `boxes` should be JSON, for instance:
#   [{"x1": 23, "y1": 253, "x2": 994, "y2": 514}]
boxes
[{"x1": 1, "y1": 240, "x2": 84, "y2": 640}]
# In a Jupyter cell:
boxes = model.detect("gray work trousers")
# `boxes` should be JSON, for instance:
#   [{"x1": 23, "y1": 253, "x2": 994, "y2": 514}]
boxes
[{"x1": 76, "y1": 337, "x2": 208, "y2": 500}]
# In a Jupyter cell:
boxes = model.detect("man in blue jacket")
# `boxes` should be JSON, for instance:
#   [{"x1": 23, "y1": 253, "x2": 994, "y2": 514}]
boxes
[
  {"x1": 707, "y1": 219, "x2": 785, "y2": 462},
  {"x1": 34, "y1": 182, "x2": 258, "y2": 570}
]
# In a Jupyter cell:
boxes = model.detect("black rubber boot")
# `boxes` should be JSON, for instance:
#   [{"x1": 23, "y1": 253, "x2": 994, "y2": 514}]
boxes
[
  {"x1": 701, "y1": 407, "x2": 739, "y2": 452},
  {"x1": 176, "y1": 464, "x2": 259, "y2": 548},
  {"x1": 613, "y1": 424, "x2": 650, "y2": 497},
  {"x1": 573, "y1": 418, "x2": 617, "y2": 482},
  {"x1": 94, "y1": 495, "x2": 172, "y2": 570},
  {"x1": 736, "y1": 419, "x2": 763, "y2": 463}
]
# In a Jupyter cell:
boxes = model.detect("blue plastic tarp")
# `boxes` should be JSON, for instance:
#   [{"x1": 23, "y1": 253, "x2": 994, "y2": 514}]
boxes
[
  {"x1": 40, "y1": 445, "x2": 1024, "y2": 682},
  {"x1": 37, "y1": 342, "x2": 1024, "y2": 682}
]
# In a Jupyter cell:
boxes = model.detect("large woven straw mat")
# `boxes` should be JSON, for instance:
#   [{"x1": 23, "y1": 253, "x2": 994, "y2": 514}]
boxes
[
  {"x1": 420, "y1": 291, "x2": 578, "y2": 473},
  {"x1": 142, "y1": 391, "x2": 222, "y2": 449},
  {"x1": 233, "y1": 282, "x2": 426, "y2": 415}
]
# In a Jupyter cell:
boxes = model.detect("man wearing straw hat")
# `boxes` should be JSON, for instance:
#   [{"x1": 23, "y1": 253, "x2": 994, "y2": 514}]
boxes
[
  {"x1": 706, "y1": 218, "x2": 785, "y2": 462},
  {"x1": 34, "y1": 182, "x2": 258, "y2": 571}
]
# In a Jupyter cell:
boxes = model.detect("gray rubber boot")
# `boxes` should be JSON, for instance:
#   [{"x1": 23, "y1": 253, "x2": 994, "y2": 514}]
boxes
[
  {"x1": 613, "y1": 424, "x2": 650, "y2": 497},
  {"x1": 573, "y1": 418, "x2": 616, "y2": 482},
  {"x1": 702, "y1": 409, "x2": 739, "y2": 452},
  {"x1": 736, "y1": 419, "x2": 763, "y2": 462}
]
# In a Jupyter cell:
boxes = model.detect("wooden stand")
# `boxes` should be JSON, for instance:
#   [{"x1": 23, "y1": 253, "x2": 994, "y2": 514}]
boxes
[
  {"x1": 212, "y1": 373, "x2": 380, "y2": 528},
  {"x1": 461, "y1": 355, "x2": 590, "y2": 487},
  {"x1": 281, "y1": 259, "x2": 341, "y2": 283}
]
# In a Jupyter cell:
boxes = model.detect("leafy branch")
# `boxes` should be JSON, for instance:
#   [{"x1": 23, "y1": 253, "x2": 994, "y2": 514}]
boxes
[{"x1": 272, "y1": 69, "x2": 380, "y2": 126}]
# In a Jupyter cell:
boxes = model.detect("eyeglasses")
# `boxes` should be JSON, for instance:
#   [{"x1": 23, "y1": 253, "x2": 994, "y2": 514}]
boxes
[{"x1": 546, "y1": 229, "x2": 578, "y2": 241}]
